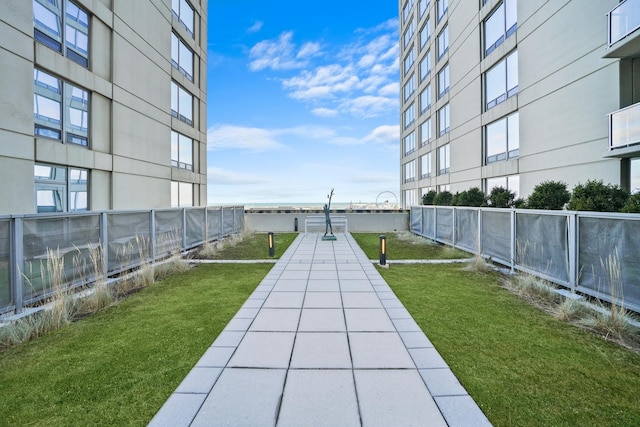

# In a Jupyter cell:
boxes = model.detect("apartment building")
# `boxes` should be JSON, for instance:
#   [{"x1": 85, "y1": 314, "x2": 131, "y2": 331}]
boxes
[
  {"x1": 399, "y1": 0, "x2": 640, "y2": 207},
  {"x1": 0, "y1": 0, "x2": 208, "y2": 215}
]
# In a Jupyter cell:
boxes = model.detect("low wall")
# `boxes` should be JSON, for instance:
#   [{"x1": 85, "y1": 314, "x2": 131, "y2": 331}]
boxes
[{"x1": 244, "y1": 209, "x2": 410, "y2": 233}]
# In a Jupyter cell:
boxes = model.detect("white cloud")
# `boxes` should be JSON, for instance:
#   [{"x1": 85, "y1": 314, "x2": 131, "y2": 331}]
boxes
[
  {"x1": 312, "y1": 107, "x2": 338, "y2": 117},
  {"x1": 339, "y1": 96, "x2": 397, "y2": 118},
  {"x1": 378, "y1": 82, "x2": 399, "y2": 97},
  {"x1": 297, "y1": 41, "x2": 322, "y2": 59},
  {"x1": 247, "y1": 20, "x2": 263, "y2": 34},
  {"x1": 207, "y1": 167, "x2": 267, "y2": 185},
  {"x1": 207, "y1": 125, "x2": 285, "y2": 151},
  {"x1": 249, "y1": 31, "x2": 305, "y2": 71},
  {"x1": 363, "y1": 125, "x2": 399, "y2": 145}
]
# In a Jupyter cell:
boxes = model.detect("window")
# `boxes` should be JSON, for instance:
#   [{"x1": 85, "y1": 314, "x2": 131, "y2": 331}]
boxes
[
  {"x1": 420, "y1": 84, "x2": 431, "y2": 114},
  {"x1": 171, "y1": 81, "x2": 193, "y2": 125},
  {"x1": 485, "y1": 50, "x2": 518, "y2": 110},
  {"x1": 485, "y1": 112, "x2": 519, "y2": 164},
  {"x1": 484, "y1": 0, "x2": 517, "y2": 56},
  {"x1": 438, "y1": 103, "x2": 450, "y2": 136},
  {"x1": 404, "y1": 75, "x2": 416, "y2": 101},
  {"x1": 404, "y1": 189, "x2": 418, "y2": 208},
  {"x1": 420, "y1": 19, "x2": 431, "y2": 50},
  {"x1": 403, "y1": 0, "x2": 414, "y2": 23},
  {"x1": 438, "y1": 144, "x2": 450, "y2": 175},
  {"x1": 486, "y1": 174, "x2": 519, "y2": 198},
  {"x1": 404, "y1": 19, "x2": 415, "y2": 48},
  {"x1": 404, "y1": 160, "x2": 416, "y2": 183},
  {"x1": 437, "y1": 25, "x2": 449, "y2": 60},
  {"x1": 420, "y1": 50, "x2": 431, "y2": 82},
  {"x1": 171, "y1": 131, "x2": 194, "y2": 170},
  {"x1": 172, "y1": 0, "x2": 195, "y2": 37},
  {"x1": 419, "y1": 0, "x2": 429, "y2": 17},
  {"x1": 171, "y1": 33, "x2": 194, "y2": 81},
  {"x1": 34, "y1": 0, "x2": 89, "y2": 67},
  {"x1": 404, "y1": 46, "x2": 415, "y2": 76},
  {"x1": 404, "y1": 131, "x2": 416, "y2": 155},
  {"x1": 438, "y1": 63, "x2": 450, "y2": 98},
  {"x1": 171, "y1": 181, "x2": 193, "y2": 207},
  {"x1": 439, "y1": 184, "x2": 450, "y2": 192},
  {"x1": 34, "y1": 69, "x2": 89, "y2": 146},
  {"x1": 404, "y1": 103, "x2": 416, "y2": 129},
  {"x1": 35, "y1": 164, "x2": 88, "y2": 213},
  {"x1": 421, "y1": 118, "x2": 432, "y2": 145},
  {"x1": 421, "y1": 152, "x2": 432, "y2": 178},
  {"x1": 437, "y1": 0, "x2": 448, "y2": 23}
]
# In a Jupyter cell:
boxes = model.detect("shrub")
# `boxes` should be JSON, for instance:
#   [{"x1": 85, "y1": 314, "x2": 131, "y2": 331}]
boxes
[
  {"x1": 422, "y1": 190, "x2": 437, "y2": 205},
  {"x1": 433, "y1": 191, "x2": 453, "y2": 206},
  {"x1": 455, "y1": 187, "x2": 486, "y2": 207},
  {"x1": 621, "y1": 193, "x2": 640, "y2": 213},
  {"x1": 486, "y1": 186, "x2": 516, "y2": 208},
  {"x1": 526, "y1": 180, "x2": 571, "y2": 210},
  {"x1": 567, "y1": 180, "x2": 629, "y2": 212}
]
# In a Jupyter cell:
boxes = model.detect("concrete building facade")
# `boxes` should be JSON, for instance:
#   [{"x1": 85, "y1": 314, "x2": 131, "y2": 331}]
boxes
[
  {"x1": 399, "y1": 0, "x2": 640, "y2": 207},
  {"x1": 0, "y1": 0, "x2": 208, "y2": 215}
]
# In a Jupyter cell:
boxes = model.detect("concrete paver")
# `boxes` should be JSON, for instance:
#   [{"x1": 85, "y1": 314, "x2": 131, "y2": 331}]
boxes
[{"x1": 149, "y1": 233, "x2": 491, "y2": 427}]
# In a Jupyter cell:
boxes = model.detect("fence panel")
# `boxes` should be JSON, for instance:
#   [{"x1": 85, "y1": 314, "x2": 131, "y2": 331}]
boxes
[
  {"x1": 455, "y1": 208, "x2": 478, "y2": 252},
  {"x1": 0, "y1": 220, "x2": 11, "y2": 310},
  {"x1": 480, "y1": 210, "x2": 511, "y2": 264},
  {"x1": 516, "y1": 212, "x2": 570, "y2": 284},
  {"x1": 435, "y1": 207, "x2": 453, "y2": 244},
  {"x1": 22, "y1": 214, "x2": 101, "y2": 302},
  {"x1": 222, "y1": 207, "x2": 235, "y2": 236},
  {"x1": 234, "y1": 207, "x2": 245, "y2": 233},
  {"x1": 106, "y1": 212, "x2": 151, "y2": 275},
  {"x1": 186, "y1": 208, "x2": 206, "y2": 248},
  {"x1": 207, "y1": 207, "x2": 222, "y2": 241},
  {"x1": 410, "y1": 207, "x2": 422, "y2": 234},
  {"x1": 578, "y1": 216, "x2": 640, "y2": 312},
  {"x1": 423, "y1": 207, "x2": 435, "y2": 239},
  {"x1": 155, "y1": 210, "x2": 184, "y2": 257}
]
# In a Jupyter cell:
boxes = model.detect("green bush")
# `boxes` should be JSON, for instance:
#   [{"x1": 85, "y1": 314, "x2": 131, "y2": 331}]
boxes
[
  {"x1": 422, "y1": 190, "x2": 437, "y2": 205},
  {"x1": 567, "y1": 180, "x2": 629, "y2": 212},
  {"x1": 455, "y1": 187, "x2": 486, "y2": 207},
  {"x1": 526, "y1": 180, "x2": 571, "y2": 210},
  {"x1": 486, "y1": 186, "x2": 516, "y2": 208},
  {"x1": 433, "y1": 191, "x2": 453, "y2": 206},
  {"x1": 621, "y1": 193, "x2": 640, "y2": 213}
]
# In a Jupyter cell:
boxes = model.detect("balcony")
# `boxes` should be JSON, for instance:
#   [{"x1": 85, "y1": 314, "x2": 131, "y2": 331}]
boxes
[
  {"x1": 605, "y1": 0, "x2": 640, "y2": 58},
  {"x1": 607, "y1": 102, "x2": 640, "y2": 157}
]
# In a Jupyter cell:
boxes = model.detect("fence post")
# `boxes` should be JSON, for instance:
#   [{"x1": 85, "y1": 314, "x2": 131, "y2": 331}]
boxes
[
  {"x1": 12, "y1": 217, "x2": 24, "y2": 314},
  {"x1": 433, "y1": 207, "x2": 437, "y2": 240},
  {"x1": 150, "y1": 210, "x2": 156, "y2": 262},
  {"x1": 568, "y1": 212, "x2": 577, "y2": 293},
  {"x1": 220, "y1": 207, "x2": 225, "y2": 237},
  {"x1": 204, "y1": 207, "x2": 208, "y2": 243},
  {"x1": 452, "y1": 207, "x2": 457, "y2": 248},
  {"x1": 182, "y1": 208, "x2": 187, "y2": 252},
  {"x1": 477, "y1": 208, "x2": 483, "y2": 256},
  {"x1": 100, "y1": 212, "x2": 108, "y2": 278},
  {"x1": 510, "y1": 209, "x2": 516, "y2": 272}
]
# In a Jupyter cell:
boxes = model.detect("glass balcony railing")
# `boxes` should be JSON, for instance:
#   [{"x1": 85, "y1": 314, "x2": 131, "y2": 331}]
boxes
[
  {"x1": 609, "y1": 102, "x2": 640, "y2": 150},
  {"x1": 608, "y1": 0, "x2": 640, "y2": 46}
]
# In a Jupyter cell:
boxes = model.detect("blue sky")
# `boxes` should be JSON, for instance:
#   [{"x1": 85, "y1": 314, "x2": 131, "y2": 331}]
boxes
[{"x1": 206, "y1": 1, "x2": 400, "y2": 206}]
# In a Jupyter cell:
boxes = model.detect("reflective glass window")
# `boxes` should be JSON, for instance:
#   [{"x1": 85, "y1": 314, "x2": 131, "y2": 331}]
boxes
[
  {"x1": 438, "y1": 63, "x2": 449, "y2": 98},
  {"x1": 34, "y1": 164, "x2": 88, "y2": 212},
  {"x1": 421, "y1": 152, "x2": 432, "y2": 178},
  {"x1": 404, "y1": 160, "x2": 416, "y2": 183},
  {"x1": 171, "y1": 81, "x2": 194, "y2": 126},
  {"x1": 421, "y1": 118, "x2": 432, "y2": 145},
  {"x1": 630, "y1": 158, "x2": 640, "y2": 194},
  {"x1": 484, "y1": 0, "x2": 517, "y2": 56},
  {"x1": 171, "y1": 130, "x2": 193, "y2": 170},
  {"x1": 437, "y1": 25, "x2": 448, "y2": 60},
  {"x1": 486, "y1": 112, "x2": 519, "y2": 164},
  {"x1": 420, "y1": 84, "x2": 431, "y2": 114},
  {"x1": 172, "y1": 0, "x2": 195, "y2": 37},
  {"x1": 420, "y1": 18, "x2": 431, "y2": 50},
  {"x1": 171, "y1": 32, "x2": 194, "y2": 81},
  {"x1": 34, "y1": 0, "x2": 89, "y2": 67},
  {"x1": 485, "y1": 50, "x2": 518, "y2": 110},
  {"x1": 404, "y1": 131, "x2": 416, "y2": 155},
  {"x1": 420, "y1": 50, "x2": 431, "y2": 82},
  {"x1": 438, "y1": 143, "x2": 450, "y2": 175},
  {"x1": 438, "y1": 103, "x2": 450, "y2": 136}
]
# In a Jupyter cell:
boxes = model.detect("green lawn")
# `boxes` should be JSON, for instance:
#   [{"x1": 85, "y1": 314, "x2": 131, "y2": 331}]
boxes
[
  {"x1": 200, "y1": 232, "x2": 298, "y2": 259},
  {"x1": 381, "y1": 263, "x2": 640, "y2": 426},
  {"x1": 0, "y1": 263, "x2": 270, "y2": 426},
  {"x1": 352, "y1": 232, "x2": 469, "y2": 259}
]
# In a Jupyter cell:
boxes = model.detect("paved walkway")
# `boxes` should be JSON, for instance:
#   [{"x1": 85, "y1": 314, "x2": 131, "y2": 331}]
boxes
[{"x1": 149, "y1": 233, "x2": 491, "y2": 426}]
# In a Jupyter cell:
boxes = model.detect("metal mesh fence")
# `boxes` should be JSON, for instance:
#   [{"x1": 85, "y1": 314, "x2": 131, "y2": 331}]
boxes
[
  {"x1": 516, "y1": 213, "x2": 570, "y2": 284},
  {"x1": 410, "y1": 207, "x2": 422, "y2": 234},
  {"x1": 480, "y1": 210, "x2": 511, "y2": 263},
  {"x1": 435, "y1": 208, "x2": 453, "y2": 244},
  {"x1": 0, "y1": 220, "x2": 11, "y2": 310},
  {"x1": 207, "y1": 207, "x2": 223, "y2": 241},
  {"x1": 223, "y1": 208, "x2": 235, "y2": 236},
  {"x1": 455, "y1": 208, "x2": 478, "y2": 252},
  {"x1": 155, "y1": 210, "x2": 184, "y2": 258},
  {"x1": 107, "y1": 212, "x2": 151, "y2": 275},
  {"x1": 578, "y1": 216, "x2": 640, "y2": 312},
  {"x1": 186, "y1": 208, "x2": 206, "y2": 248},
  {"x1": 22, "y1": 215, "x2": 101, "y2": 301},
  {"x1": 423, "y1": 207, "x2": 435, "y2": 239}
]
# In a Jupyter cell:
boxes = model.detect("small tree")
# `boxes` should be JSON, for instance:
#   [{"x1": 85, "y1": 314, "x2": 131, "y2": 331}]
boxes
[
  {"x1": 621, "y1": 193, "x2": 640, "y2": 213},
  {"x1": 526, "y1": 180, "x2": 571, "y2": 210},
  {"x1": 455, "y1": 187, "x2": 486, "y2": 207},
  {"x1": 433, "y1": 190, "x2": 453, "y2": 206},
  {"x1": 486, "y1": 186, "x2": 516, "y2": 208},
  {"x1": 567, "y1": 180, "x2": 629, "y2": 212},
  {"x1": 422, "y1": 190, "x2": 437, "y2": 205}
]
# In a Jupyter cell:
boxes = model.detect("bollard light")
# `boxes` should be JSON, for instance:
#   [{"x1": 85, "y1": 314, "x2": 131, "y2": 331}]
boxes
[
  {"x1": 268, "y1": 232, "x2": 275, "y2": 257},
  {"x1": 294, "y1": 217, "x2": 298, "y2": 232},
  {"x1": 379, "y1": 234, "x2": 387, "y2": 266}
]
